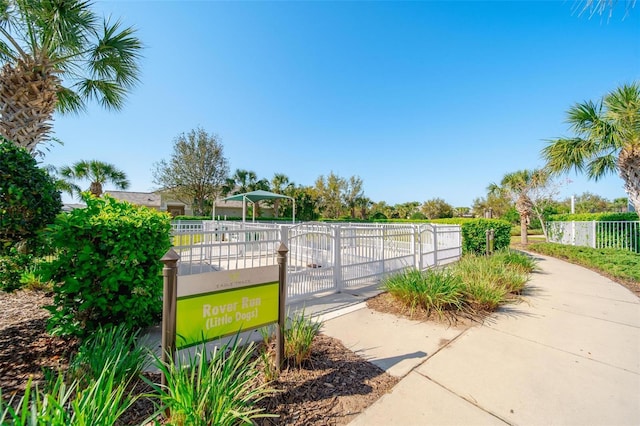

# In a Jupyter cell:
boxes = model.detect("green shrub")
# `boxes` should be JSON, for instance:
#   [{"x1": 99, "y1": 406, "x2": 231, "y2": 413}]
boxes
[
  {"x1": 151, "y1": 337, "x2": 275, "y2": 425},
  {"x1": 548, "y1": 212, "x2": 638, "y2": 221},
  {"x1": 383, "y1": 268, "x2": 465, "y2": 317},
  {"x1": 0, "y1": 138, "x2": 61, "y2": 255},
  {"x1": 0, "y1": 250, "x2": 34, "y2": 292},
  {"x1": 44, "y1": 194, "x2": 172, "y2": 337},
  {"x1": 459, "y1": 219, "x2": 511, "y2": 254}
]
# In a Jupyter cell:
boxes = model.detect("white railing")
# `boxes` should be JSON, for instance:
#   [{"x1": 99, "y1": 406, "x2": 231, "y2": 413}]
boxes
[
  {"x1": 547, "y1": 221, "x2": 640, "y2": 252},
  {"x1": 172, "y1": 221, "x2": 463, "y2": 301}
]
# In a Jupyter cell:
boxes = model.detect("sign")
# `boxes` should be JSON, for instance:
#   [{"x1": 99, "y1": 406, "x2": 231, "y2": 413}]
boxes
[{"x1": 175, "y1": 266, "x2": 278, "y2": 349}]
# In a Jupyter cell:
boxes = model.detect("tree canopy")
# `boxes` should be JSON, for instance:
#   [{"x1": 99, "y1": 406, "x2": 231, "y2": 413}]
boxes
[
  {"x1": 58, "y1": 160, "x2": 129, "y2": 198},
  {"x1": 543, "y1": 82, "x2": 640, "y2": 213},
  {"x1": 153, "y1": 128, "x2": 229, "y2": 216}
]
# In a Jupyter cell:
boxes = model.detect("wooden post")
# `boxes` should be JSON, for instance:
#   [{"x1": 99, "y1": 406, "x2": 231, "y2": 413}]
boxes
[
  {"x1": 160, "y1": 249, "x2": 180, "y2": 392},
  {"x1": 275, "y1": 242, "x2": 289, "y2": 372}
]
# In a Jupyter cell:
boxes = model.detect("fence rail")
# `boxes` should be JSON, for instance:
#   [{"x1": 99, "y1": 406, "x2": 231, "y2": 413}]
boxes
[
  {"x1": 172, "y1": 221, "x2": 462, "y2": 301},
  {"x1": 547, "y1": 221, "x2": 640, "y2": 252}
]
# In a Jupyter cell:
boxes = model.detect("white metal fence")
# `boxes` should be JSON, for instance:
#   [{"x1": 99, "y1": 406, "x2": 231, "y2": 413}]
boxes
[
  {"x1": 547, "y1": 221, "x2": 640, "y2": 252},
  {"x1": 172, "y1": 221, "x2": 462, "y2": 301}
]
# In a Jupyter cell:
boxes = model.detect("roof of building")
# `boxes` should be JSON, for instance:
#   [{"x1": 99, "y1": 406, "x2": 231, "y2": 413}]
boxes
[{"x1": 105, "y1": 191, "x2": 162, "y2": 207}]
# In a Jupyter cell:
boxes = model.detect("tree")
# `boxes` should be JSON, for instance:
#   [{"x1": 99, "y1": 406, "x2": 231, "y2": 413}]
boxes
[
  {"x1": 454, "y1": 207, "x2": 471, "y2": 217},
  {"x1": 223, "y1": 169, "x2": 269, "y2": 216},
  {"x1": 153, "y1": 128, "x2": 229, "y2": 217},
  {"x1": 270, "y1": 173, "x2": 292, "y2": 218},
  {"x1": 489, "y1": 169, "x2": 549, "y2": 245},
  {"x1": 224, "y1": 169, "x2": 268, "y2": 196},
  {"x1": 343, "y1": 176, "x2": 364, "y2": 219},
  {"x1": 314, "y1": 172, "x2": 346, "y2": 219},
  {"x1": 394, "y1": 202, "x2": 420, "y2": 219},
  {"x1": 59, "y1": 160, "x2": 129, "y2": 198},
  {"x1": 0, "y1": 0, "x2": 143, "y2": 153},
  {"x1": 569, "y1": 192, "x2": 611, "y2": 213},
  {"x1": 612, "y1": 197, "x2": 630, "y2": 212},
  {"x1": 420, "y1": 198, "x2": 454, "y2": 220},
  {"x1": 356, "y1": 196, "x2": 373, "y2": 219},
  {"x1": 0, "y1": 138, "x2": 61, "y2": 255},
  {"x1": 472, "y1": 192, "x2": 513, "y2": 218},
  {"x1": 542, "y1": 82, "x2": 640, "y2": 214},
  {"x1": 280, "y1": 185, "x2": 318, "y2": 221},
  {"x1": 370, "y1": 201, "x2": 391, "y2": 220}
]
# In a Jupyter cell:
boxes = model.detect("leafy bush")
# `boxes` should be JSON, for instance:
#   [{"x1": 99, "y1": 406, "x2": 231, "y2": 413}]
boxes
[
  {"x1": 0, "y1": 138, "x2": 61, "y2": 255},
  {"x1": 151, "y1": 337, "x2": 275, "y2": 425},
  {"x1": 459, "y1": 219, "x2": 511, "y2": 254},
  {"x1": 528, "y1": 243, "x2": 640, "y2": 284},
  {"x1": 44, "y1": 195, "x2": 172, "y2": 336},
  {"x1": 0, "y1": 250, "x2": 34, "y2": 292}
]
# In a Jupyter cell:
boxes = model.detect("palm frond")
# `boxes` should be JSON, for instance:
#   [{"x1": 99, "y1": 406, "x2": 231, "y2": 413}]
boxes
[
  {"x1": 586, "y1": 154, "x2": 618, "y2": 180},
  {"x1": 542, "y1": 137, "x2": 593, "y2": 175},
  {"x1": 34, "y1": 0, "x2": 97, "y2": 62},
  {"x1": 88, "y1": 19, "x2": 141, "y2": 87},
  {"x1": 76, "y1": 78, "x2": 128, "y2": 110},
  {"x1": 56, "y1": 84, "x2": 86, "y2": 114}
]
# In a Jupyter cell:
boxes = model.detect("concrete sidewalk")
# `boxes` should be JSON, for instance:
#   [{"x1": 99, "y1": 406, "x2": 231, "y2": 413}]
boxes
[{"x1": 321, "y1": 253, "x2": 640, "y2": 425}]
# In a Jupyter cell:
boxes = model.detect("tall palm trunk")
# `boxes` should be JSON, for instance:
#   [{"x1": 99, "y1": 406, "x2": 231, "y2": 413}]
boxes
[
  {"x1": 273, "y1": 199, "x2": 280, "y2": 217},
  {"x1": 618, "y1": 146, "x2": 640, "y2": 213},
  {"x1": 0, "y1": 60, "x2": 59, "y2": 152},
  {"x1": 516, "y1": 196, "x2": 532, "y2": 245},
  {"x1": 89, "y1": 181, "x2": 103, "y2": 197}
]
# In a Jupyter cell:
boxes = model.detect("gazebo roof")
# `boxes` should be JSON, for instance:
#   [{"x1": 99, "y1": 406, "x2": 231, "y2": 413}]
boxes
[
  {"x1": 220, "y1": 190, "x2": 292, "y2": 202},
  {"x1": 216, "y1": 190, "x2": 295, "y2": 223}
]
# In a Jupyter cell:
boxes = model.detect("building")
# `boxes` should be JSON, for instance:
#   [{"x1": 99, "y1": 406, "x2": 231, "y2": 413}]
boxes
[{"x1": 105, "y1": 191, "x2": 192, "y2": 217}]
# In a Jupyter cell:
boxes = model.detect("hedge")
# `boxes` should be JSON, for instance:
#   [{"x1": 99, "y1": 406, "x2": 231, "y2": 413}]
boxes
[{"x1": 548, "y1": 212, "x2": 638, "y2": 222}]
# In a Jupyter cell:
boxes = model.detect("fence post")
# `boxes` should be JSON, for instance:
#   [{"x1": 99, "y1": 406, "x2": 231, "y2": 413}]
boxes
[
  {"x1": 571, "y1": 221, "x2": 576, "y2": 246},
  {"x1": 160, "y1": 249, "x2": 180, "y2": 394},
  {"x1": 432, "y1": 224, "x2": 439, "y2": 267},
  {"x1": 591, "y1": 220, "x2": 597, "y2": 248},
  {"x1": 413, "y1": 225, "x2": 421, "y2": 270},
  {"x1": 333, "y1": 225, "x2": 343, "y2": 293},
  {"x1": 275, "y1": 242, "x2": 288, "y2": 372}
]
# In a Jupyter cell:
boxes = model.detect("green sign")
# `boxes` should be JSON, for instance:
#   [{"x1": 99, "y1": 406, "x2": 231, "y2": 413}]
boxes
[{"x1": 176, "y1": 281, "x2": 279, "y2": 349}]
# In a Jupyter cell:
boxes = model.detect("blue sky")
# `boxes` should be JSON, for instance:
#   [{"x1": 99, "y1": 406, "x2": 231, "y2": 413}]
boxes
[{"x1": 44, "y1": 1, "x2": 639, "y2": 207}]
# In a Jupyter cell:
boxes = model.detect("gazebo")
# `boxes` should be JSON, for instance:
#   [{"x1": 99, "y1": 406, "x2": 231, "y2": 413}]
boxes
[{"x1": 214, "y1": 190, "x2": 295, "y2": 223}]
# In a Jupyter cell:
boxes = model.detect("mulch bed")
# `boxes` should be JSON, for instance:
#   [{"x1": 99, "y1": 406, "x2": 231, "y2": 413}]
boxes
[{"x1": 0, "y1": 290, "x2": 398, "y2": 425}]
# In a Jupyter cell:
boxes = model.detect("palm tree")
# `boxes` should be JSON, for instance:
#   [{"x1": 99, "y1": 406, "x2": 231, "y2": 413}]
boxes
[
  {"x1": 542, "y1": 82, "x2": 640, "y2": 214},
  {"x1": 270, "y1": 173, "x2": 292, "y2": 218},
  {"x1": 223, "y1": 169, "x2": 269, "y2": 216},
  {"x1": 59, "y1": 160, "x2": 129, "y2": 198},
  {"x1": 0, "y1": 0, "x2": 142, "y2": 153},
  {"x1": 489, "y1": 169, "x2": 548, "y2": 245}
]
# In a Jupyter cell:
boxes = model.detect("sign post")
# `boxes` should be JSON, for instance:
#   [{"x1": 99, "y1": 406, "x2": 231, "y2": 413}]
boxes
[
  {"x1": 160, "y1": 249, "x2": 179, "y2": 391},
  {"x1": 275, "y1": 242, "x2": 288, "y2": 372}
]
